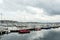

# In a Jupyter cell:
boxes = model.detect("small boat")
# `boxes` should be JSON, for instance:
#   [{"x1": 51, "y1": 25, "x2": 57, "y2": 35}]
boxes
[{"x1": 18, "y1": 29, "x2": 30, "y2": 34}]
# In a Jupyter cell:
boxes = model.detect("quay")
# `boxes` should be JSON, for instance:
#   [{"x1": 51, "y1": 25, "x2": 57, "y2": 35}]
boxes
[{"x1": 0, "y1": 27, "x2": 10, "y2": 35}]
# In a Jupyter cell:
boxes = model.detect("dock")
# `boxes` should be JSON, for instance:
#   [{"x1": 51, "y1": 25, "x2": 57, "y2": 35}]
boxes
[{"x1": 0, "y1": 27, "x2": 10, "y2": 35}]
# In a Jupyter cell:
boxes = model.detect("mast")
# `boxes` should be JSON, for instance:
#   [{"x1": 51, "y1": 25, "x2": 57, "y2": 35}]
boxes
[{"x1": 0, "y1": 13, "x2": 2, "y2": 26}]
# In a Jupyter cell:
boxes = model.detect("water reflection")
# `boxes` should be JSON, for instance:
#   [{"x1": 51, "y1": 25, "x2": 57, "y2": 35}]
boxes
[
  {"x1": 0, "y1": 29, "x2": 60, "y2": 40},
  {"x1": 0, "y1": 30, "x2": 49, "y2": 40},
  {"x1": 0, "y1": 36, "x2": 2, "y2": 39}
]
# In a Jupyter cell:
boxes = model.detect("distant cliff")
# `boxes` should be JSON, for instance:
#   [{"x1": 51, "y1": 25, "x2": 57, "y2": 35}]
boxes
[
  {"x1": 0, "y1": 20, "x2": 60, "y2": 24},
  {"x1": 0, "y1": 20, "x2": 60, "y2": 27},
  {"x1": 0, "y1": 20, "x2": 19, "y2": 23}
]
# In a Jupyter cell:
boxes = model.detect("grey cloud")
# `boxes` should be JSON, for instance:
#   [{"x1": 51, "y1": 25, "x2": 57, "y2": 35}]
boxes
[
  {"x1": 0, "y1": 0, "x2": 60, "y2": 15},
  {"x1": 2, "y1": 0, "x2": 60, "y2": 15}
]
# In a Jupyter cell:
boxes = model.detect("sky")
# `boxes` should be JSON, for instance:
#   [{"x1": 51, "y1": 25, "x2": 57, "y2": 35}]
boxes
[{"x1": 0, "y1": 0, "x2": 60, "y2": 22}]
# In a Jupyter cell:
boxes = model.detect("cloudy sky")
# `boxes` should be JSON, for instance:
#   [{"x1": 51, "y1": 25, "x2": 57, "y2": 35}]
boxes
[{"x1": 0, "y1": 0, "x2": 60, "y2": 22}]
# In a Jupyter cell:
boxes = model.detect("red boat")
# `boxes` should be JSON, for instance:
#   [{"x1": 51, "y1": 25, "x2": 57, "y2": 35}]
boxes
[{"x1": 18, "y1": 29, "x2": 30, "y2": 34}]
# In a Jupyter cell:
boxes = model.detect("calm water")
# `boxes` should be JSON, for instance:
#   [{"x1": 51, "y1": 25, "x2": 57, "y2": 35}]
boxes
[{"x1": 0, "y1": 29, "x2": 60, "y2": 40}]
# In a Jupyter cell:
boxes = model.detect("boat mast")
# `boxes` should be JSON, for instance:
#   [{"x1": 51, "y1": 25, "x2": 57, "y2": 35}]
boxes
[{"x1": 0, "y1": 13, "x2": 2, "y2": 26}]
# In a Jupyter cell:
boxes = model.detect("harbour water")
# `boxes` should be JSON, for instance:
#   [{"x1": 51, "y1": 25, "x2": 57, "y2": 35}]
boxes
[
  {"x1": 0, "y1": 28, "x2": 60, "y2": 40},
  {"x1": 0, "y1": 30, "x2": 48, "y2": 40}
]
